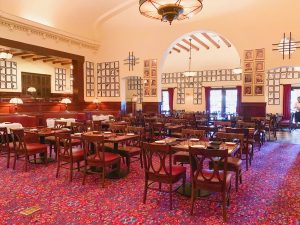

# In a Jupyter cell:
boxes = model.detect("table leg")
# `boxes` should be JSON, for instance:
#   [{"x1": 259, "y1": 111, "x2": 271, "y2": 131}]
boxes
[
  {"x1": 106, "y1": 143, "x2": 129, "y2": 179},
  {"x1": 177, "y1": 182, "x2": 211, "y2": 197}
]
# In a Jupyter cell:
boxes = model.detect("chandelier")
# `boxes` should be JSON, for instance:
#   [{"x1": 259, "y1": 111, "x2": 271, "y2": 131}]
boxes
[
  {"x1": 183, "y1": 39, "x2": 196, "y2": 77},
  {"x1": 0, "y1": 50, "x2": 13, "y2": 61},
  {"x1": 139, "y1": 0, "x2": 203, "y2": 25}
]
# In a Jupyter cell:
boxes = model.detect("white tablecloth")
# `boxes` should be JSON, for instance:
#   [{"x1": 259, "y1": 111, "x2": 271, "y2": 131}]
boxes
[
  {"x1": 0, "y1": 122, "x2": 23, "y2": 133},
  {"x1": 92, "y1": 115, "x2": 114, "y2": 122},
  {"x1": 46, "y1": 118, "x2": 76, "y2": 128}
]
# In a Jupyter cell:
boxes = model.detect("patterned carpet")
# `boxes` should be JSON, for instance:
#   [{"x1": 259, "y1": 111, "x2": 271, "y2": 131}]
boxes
[{"x1": 0, "y1": 142, "x2": 299, "y2": 225}]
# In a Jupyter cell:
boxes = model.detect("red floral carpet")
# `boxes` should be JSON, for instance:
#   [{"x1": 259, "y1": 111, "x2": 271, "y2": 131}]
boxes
[{"x1": 0, "y1": 142, "x2": 299, "y2": 225}]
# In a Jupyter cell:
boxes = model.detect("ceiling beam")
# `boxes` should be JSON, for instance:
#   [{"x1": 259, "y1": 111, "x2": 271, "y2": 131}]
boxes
[
  {"x1": 61, "y1": 61, "x2": 72, "y2": 65},
  {"x1": 43, "y1": 58, "x2": 55, "y2": 62},
  {"x1": 182, "y1": 39, "x2": 199, "y2": 51},
  {"x1": 176, "y1": 43, "x2": 189, "y2": 52},
  {"x1": 172, "y1": 47, "x2": 180, "y2": 53},
  {"x1": 33, "y1": 56, "x2": 50, "y2": 61},
  {"x1": 53, "y1": 60, "x2": 66, "y2": 64},
  {"x1": 219, "y1": 35, "x2": 231, "y2": 47},
  {"x1": 21, "y1": 54, "x2": 36, "y2": 59},
  {"x1": 201, "y1": 33, "x2": 220, "y2": 48},
  {"x1": 190, "y1": 34, "x2": 209, "y2": 50},
  {"x1": 12, "y1": 52, "x2": 31, "y2": 56}
]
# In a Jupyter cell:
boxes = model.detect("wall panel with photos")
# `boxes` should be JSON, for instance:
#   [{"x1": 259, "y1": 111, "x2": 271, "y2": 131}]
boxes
[
  {"x1": 55, "y1": 68, "x2": 66, "y2": 91},
  {"x1": 128, "y1": 76, "x2": 143, "y2": 104},
  {"x1": 0, "y1": 60, "x2": 17, "y2": 90},
  {"x1": 143, "y1": 59, "x2": 157, "y2": 97},
  {"x1": 162, "y1": 69, "x2": 242, "y2": 104},
  {"x1": 267, "y1": 67, "x2": 300, "y2": 105},
  {"x1": 243, "y1": 49, "x2": 265, "y2": 96},
  {"x1": 85, "y1": 61, "x2": 95, "y2": 97},
  {"x1": 97, "y1": 61, "x2": 120, "y2": 97}
]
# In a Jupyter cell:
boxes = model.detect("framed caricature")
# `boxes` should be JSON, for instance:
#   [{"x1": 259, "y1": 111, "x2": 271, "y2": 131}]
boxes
[
  {"x1": 244, "y1": 50, "x2": 254, "y2": 61},
  {"x1": 244, "y1": 85, "x2": 253, "y2": 96},
  {"x1": 244, "y1": 73, "x2": 253, "y2": 83},
  {"x1": 255, "y1": 61, "x2": 265, "y2": 72},
  {"x1": 255, "y1": 73, "x2": 264, "y2": 84},
  {"x1": 254, "y1": 85, "x2": 264, "y2": 95},
  {"x1": 244, "y1": 62, "x2": 254, "y2": 73},
  {"x1": 255, "y1": 48, "x2": 265, "y2": 60}
]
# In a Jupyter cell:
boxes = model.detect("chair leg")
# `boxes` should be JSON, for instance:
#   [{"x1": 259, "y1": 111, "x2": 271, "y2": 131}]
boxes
[
  {"x1": 13, "y1": 153, "x2": 17, "y2": 170},
  {"x1": 77, "y1": 161, "x2": 80, "y2": 171},
  {"x1": 182, "y1": 175, "x2": 186, "y2": 195},
  {"x1": 101, "y1": 167, "x2": 105, "y2": 188},
  {"x1": 7, "y1": 150, "x2": 10, "y2": 168},
  {"x1": 169, "y1": 184, "x2": 173, "y2": 210},
  {"x1": 190, "y1": 185, "x2": 196, "y2": 215},
  {"x1": 125, "y1": 156, "x2": 130, "y2": 172},
  {"x1": 82, "y1": 163, "x2": 87, "y2": 185},
  {"x1": 69, "y1": 162, "x2": 73, "y2": 182},
  {"x1": 34, "y1": 154, "x2": 36, "y2": 164},
  {"x1": 56, "y1": 159, "x2": 60, "y2": 178},
  {"x1": 24, "y1": 155, "x2": 29, "y2": 172},
  {"x1": 239, "y1": 169, "x2": 242, "y2": 184},
  {"x1": 222, "y1": 192, "x2": 227, "y2": 222},
  {"x1": 143, "y1": 180, "x2": 148, "y2": 204},
  {"x1": 140, "y1": 152, "x2": 143, "y2": 168}
]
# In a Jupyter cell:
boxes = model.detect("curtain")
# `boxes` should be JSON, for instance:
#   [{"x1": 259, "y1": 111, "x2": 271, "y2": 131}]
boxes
[
  {"x1": 283, "y1": 84, "x2": 291, "y2": 120},
  {"x1": 167, "y1": 88, "x2": 174, "y2": 113},
  {"x1": 236, "y1": 86, "x2": 242, "y2": 115},
  {"x1": 205, "y1": 87, "x2": 211, "y2": 113}
]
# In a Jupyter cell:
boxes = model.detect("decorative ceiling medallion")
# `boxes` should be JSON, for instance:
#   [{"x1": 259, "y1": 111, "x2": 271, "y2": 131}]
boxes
[
  {"x1": 272, "y1": 32, "x2": 300, "y2": 60},
  {"x1": 124, "y1": 52, "x2": 140, "y2": 71}
]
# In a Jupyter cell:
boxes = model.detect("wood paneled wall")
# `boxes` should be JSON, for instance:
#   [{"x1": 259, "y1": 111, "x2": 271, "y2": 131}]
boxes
[
  {"x1": 142, "y1": 102, "x2": 161, "y2": 113},
  {"x1": 240, "y1": 102, "x2": 266, "y2": 120}
]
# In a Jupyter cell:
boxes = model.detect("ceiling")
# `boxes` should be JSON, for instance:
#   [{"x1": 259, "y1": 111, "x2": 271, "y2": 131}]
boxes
[{"x1": 0, "y1": 0, "x2": 258, "y2": 40}]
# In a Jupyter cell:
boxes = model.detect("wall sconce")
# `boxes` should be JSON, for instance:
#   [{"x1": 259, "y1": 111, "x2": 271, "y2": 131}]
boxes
[
  {"x1": 61, "y1": 98, "x2": 71, "y2": 111},
  {"x1": 9, "y1": 97, "x2": 23, "y2": 114},
  {"x1": 93, "y1": 98, "x2": 101, "y2": 111}
]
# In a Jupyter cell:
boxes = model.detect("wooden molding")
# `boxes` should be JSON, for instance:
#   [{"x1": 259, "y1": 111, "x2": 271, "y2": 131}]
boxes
[
  {"x1": 190, "y1": 34, "x2": 209, "y2": 49},
  {"x1": 182, "y1": 39, "x2": 199, "y2": 51},
  {"x1": 61, "y1": 61, "x2": 72, "y2": 65},
  {"x1": 12, "y1": 52, "x2": 31, "y2": 56},
  {"x1": 43, "y1": 58, "x2": 55, "y2": 62},
  {"x1": 33, "y1": 56, "x2": 50, "y2": 61},
  {"x1": 201, "y1": 33, "x2": 220, "y2": 48},
  {"x1": 21, "y1": 54, "x2": 35, "y2": 59},
  {"x1": 176, "y1": 43, "x2": 189, "y2": 52},
  {"x1": 219, "y1": 35, "x2": 231, "y2": 47},
  {"x1": 172, "y1": 47, "x2": 180, "y2": 53}
]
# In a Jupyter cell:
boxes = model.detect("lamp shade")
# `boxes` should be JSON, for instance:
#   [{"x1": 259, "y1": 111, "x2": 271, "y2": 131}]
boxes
[
  {"x1": 9, "y1": 98, "x2": 23, "y2": 104},
  {"x1": 93, "y1": 98, "x2": 101, "y2": 104},
  {"x1": 27, "y1": 87, "x2": 37, "y2": 93},
  {"x1": 61, "y1": 98, "x2": 71, "y2": 104}
]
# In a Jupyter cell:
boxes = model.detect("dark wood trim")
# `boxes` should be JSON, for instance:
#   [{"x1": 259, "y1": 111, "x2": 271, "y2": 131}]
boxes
[
  {"x1": 142, "y1": 102, "x2": 161, "y2": 114},
  {"x1": 240, "y1": 102, "x2": 266, "y2": 120}
]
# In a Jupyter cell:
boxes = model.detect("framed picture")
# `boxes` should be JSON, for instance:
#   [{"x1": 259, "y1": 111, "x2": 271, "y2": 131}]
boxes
[
  {"x1": 255, "y1": 49, "x2": 265, "y2": 60},
  {"x1": 151, "y1": 79, "x2": 157, "y2": 87},
  {"x1": 144, "y1": 60, "x2": 150, "y2": 68},
  {"x1": 151, "y1": 88, "x2": 157, "y2": 96},
  {"x1": 144, "y1": 79, "x2": 150, "y2": 86},
  {"x1": 244, "y1": 50, "x2": 254, "y2": 61},
  {"x1": 254, "y1": 85, "x2": 264, "y2": 95},
  {"x1": 144, "y1": 87, "x2": 150, "y2": 96},
  {"x1": 244, "y1": 85, "x2": 253, "y2": 96},
  {"x1": 255, "y1": 61, "x2": 265, "y2": 72},
  {"x1": 244, "y1": 73, "x2": 253, "y2": 83},
  {"x1": 255, "y1": 73, "x2": 264, "y2": 84},
  {"x1": 151, "y1": 59, "x2": 157, "y2": 67},
  {"x1": 244, "y1": 62, "x2": 254, "y2": 73},
  {"x1": 144, "y1": 69, "x2": 150, "y2": 77},
  {"x1": 151, "y1": 69, "x2": 157, "y2": 77}
]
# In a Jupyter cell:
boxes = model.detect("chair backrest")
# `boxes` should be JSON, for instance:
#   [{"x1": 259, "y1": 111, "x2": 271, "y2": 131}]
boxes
[
  {"x1": 142, "y1": 142, "x2": 173, "y2": 180},
  {"x1": 11, "y1": 128, "x2": 27, "y2": 153},
  {"x1": 81, "y1": 134, "x2": 105, "y2": 163},
  {"x1": 70, "y1": 122, "x2": 86, "y2": 133},
  {"x1": 92, "y1": 120, "x2": 102, "y2": 131},
  {"x1": 236, "y1": 121, "x2": 256, "y2": 129},
  {"x1": 0, "y1": 127, "x2": 9, "y2": 151},
  {"x1": 215, "y1": 132, "x2": 244, "y2": 153},
  {"x1": 54, "y1": 121, "x2": 67, "y2": 129},
  {"x1": 189, "y1": 146, "x2": 229, "y2": 188},
  {"x1": 55, "y1": 132, "x2": 73, "y2": 159},
  {"x1": 182, "y1": 129, "x2": 205, "y2": 139},
  {"x1": 109, "y1": 124, "x2": 127, "y2": 133},
  {"x1": 225, "y1": 127, "x2": 249, "y2": 136}
]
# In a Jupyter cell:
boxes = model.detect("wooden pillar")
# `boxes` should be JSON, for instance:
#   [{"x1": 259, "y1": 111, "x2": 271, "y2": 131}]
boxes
[{"x1": 72, "y1": 59, "x2": 84, "y2": 104}]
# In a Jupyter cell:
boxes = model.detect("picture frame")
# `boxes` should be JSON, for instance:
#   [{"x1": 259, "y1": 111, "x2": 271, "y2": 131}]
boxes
[
  {"x1": 144, "y1": 87, "x2": 150, "y2": 96},
  {"x1": 151, "y1": 59, "x2": 157, "y2": 67},
  {"x1": 255, "y1": 72, "x2": 264, "y2": 84},
  {"x1": 244, "y1": 73, "x2": 253, "y2": 83},
  {"x1": 244, "y1": 85, "x2": 253, "y2": 96},
  {"x1": 255, "y1": 61, "x2": 265, "y2": 72},
  {"x1": 254, "y1": 85, "x2": 264, "y2": 95},
  {"x1": 244, "y1": 50, "x2": 254, "y2": 61},
  {"x1": 151, "y1": 88, "x2": 157, "y2": 96},
  {"x1": 144, "y1": 60, "x2": 150, "y2": 68},
  {"x1": 244, "y1": 61, "x2": 254, "y2": 73},
  {"x1": 151, "y1": 69, "x2": 157, "y2": 77},
  {"x1": 151, "y1": 79, "x2": 157, "y2": 87},
  {"x1": 144, "y1": 69, "x2": 150, "y2": 77},
  {"x1": 255, "y1": 48, "x2": 265, "y2": 60}
]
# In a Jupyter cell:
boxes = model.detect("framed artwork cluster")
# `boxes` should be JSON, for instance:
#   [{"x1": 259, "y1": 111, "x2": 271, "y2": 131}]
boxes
[
  {"x1": 0, "y1": 61, "x2": 17, "y2": 90},
  {"x1": 70, "y1": 68, "x2": 73, "y2": 91},
  {"x1": 193, "y1": 75, "x2": 202, "y2": 104},
  {"x1": 55, "y1": 68, "x2": 66, "y2": 91},
  {"x1": 97, "y1": 61, "x2": 120, "y2": 97},
  {"x1": 85, "y1": 61, "x2": 95, "y2": 97},
  {"x1": 243, "y1": 49, "x2": 265, "y2": 96},
  {"x1": 128, "y1": 76, "x2": 143, "y2": 104},
  {"x1": 143, "y1": 59, "x2": 157, "y2": 97},
  {"x1": 267, "y1": 67, "x2": 300, "y2": 105},
  {"x1": 177, "y1": 77, "x2": 185, "y2": 104}
]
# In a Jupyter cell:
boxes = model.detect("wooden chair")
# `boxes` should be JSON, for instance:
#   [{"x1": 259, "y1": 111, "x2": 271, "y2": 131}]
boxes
[
  {"x1": 55, "y1": 132, "x2": 85, "y2": 182},
  {"x1": 215, "y1": 132, "x2": 243, "y2": 191},
  {"x1": 173, "y1": 129, "x2": 206, "y2": 165},
  {"x1": 150, "y1": 123, "x2": 166, "y2": 141},
  {"x1": 0, "y1": 127, "x2": 12, "y2": 168},
  {"x1": 82, "y1": 134, "x2": 121, "y2": 187},
  {"x1": 189, "y1": 146, "x2": 232, "y2": 221},
  {"x1": 11, "y1": 128, "x2": 48, "y2": 172},
  {"x1": 70, "y1": 122, "x2": 86, "y2": 133},
  {"x1": 118, "y1": 126, "x2": 145, "y2": 171},
  {"x1": 92, "y1": 120, "x2": 102, "y2": 132},
  {"x1": 142, "y1": 142, "x2": 186, "y2": 210},
  {"x1": 109, "y1": 124, "x2": 127, "y2": 133}
]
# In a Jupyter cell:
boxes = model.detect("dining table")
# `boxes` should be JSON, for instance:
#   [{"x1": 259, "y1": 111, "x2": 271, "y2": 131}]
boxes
[{"x1": 0, "y1": 122, "x2": 23, "y2": 134}]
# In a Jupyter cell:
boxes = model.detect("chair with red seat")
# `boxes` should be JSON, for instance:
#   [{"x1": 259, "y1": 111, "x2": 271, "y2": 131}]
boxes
[
  {"x1": 142, "y1": 142, "x2": 186, "y2": 210},
  {"x1": 11, "y1": 128, "x2": 48, "y2": 172},
  {"x1": 55, "y1": 132, "x2": 85, "y2": 182},
  {"x1": 0, "y1": 127, "x2": 12, "y2": 168},
  {"x1": 189, "y1": 146, "x2": 232, "y2": 221},
  {"x1": 82, "y1": 134, "x2": 121, "y2": 187}
]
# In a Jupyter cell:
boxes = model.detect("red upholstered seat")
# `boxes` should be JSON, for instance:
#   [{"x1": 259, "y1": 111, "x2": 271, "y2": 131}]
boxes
[
  {"x1": 87, "y1": 152, "x2": 120, "y2": 163},
  {"x1": 26, "y1": 143, "x2": 48, "y2": 154},
  {"x1": 71, "y1": 139, "x2": 81, "y2": 145},
  {"x1": 196, "y1": 169, "x2": 233, "y2": 187},
  {"x1": 71, "y1": 149, "x2": 85, "y2": 161},
  {"x1": 228, "y1": 157, "x2": 242, "y2": 167}
]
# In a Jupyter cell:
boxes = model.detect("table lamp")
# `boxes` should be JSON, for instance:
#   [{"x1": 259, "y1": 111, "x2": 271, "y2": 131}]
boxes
[
  {"x1": 93, "y1": 98, "x2": 101, "y2": 111},
  {"x1": 61, "y1": 98, "x2": 71, "y2": 111},
  {"x1": 9, "y1": 97, "x2": 23, "y2": 114}
]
